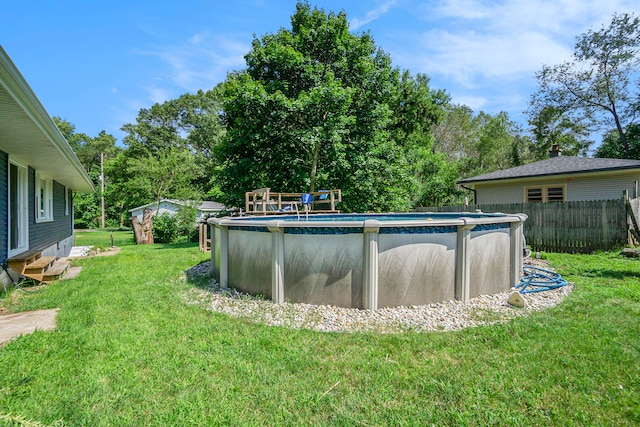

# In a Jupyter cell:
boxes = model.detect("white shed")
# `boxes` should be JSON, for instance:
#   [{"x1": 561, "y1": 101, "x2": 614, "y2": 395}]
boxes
[{"x1": 128, "y1": 199, "x2": 226, "y2": 223}]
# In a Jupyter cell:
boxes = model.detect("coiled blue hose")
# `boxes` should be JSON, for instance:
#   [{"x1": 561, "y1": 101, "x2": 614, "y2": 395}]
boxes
[{"x1": 516, "y1": 266, "x2": 568, "y2": 294}]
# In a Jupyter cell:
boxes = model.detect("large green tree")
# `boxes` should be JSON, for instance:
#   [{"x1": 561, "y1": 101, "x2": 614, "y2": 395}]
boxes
[
  {"x1": 528, "y1": 106, "x2": 591, "y2": 160},
  {"x1": 595, "y1": 123, "x2": 640, "y2": 159},
  {"x1": 216, "y1": 2, "x2": 445, "y2": 212},
  {"x1": 529, "y1": 13, "x2": 640, "y2": 158},
  {"x1": 53, "y1": 117, "x2": 120, "y2": 228},
  {"x1": 432, "y1": 107, "x2": 528, "y2": 179},
  {"x1": 114, "y1": 88, "x2": 225, "y2": 220}
]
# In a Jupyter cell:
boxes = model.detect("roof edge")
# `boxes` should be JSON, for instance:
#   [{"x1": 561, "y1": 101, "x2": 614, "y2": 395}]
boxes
[
  {"x1": 0, "y1": 46, "x2": 94, "y2": 193},
  {"x1": 458, "y1": 162, "x2": 640, "y2": 185}
]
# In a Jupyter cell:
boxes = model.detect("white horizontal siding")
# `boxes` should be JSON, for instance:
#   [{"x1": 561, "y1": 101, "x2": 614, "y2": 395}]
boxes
[
  {"x1": 475, "y1": 182, "x2": 524, "y2": 204},
  {"x1": 566, "y1": 172, "x2": 639, "y2": 201},
  {"x1": 474, "y1": 170, "x2": 640, "y2": 203}
]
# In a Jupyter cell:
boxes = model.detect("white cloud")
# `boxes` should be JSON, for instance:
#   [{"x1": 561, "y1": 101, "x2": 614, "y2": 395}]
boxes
[
  {"x1": 129, "y1": 32, "x2": 250, "y2": 112},
  {"x1": 414, "y1": 28, "x2": 572, "y2": 85},
  {"x1": 396, "y1": 0, "x2": 639, "y2": 106},
  {"x1": 452, "y1": 94, "x2": 487, "y2": 110},
  {"x1": 350, "y1": 0, "x2": 398, "y2": 30},
  {"x1": 144, "y1": 86, "x2": 172, "y2": 105}
]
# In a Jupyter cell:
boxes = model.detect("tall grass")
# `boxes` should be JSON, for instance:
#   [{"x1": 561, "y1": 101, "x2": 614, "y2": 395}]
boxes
[{"x1": 0, "y1": 232, "x2": 638, "y2": 426}]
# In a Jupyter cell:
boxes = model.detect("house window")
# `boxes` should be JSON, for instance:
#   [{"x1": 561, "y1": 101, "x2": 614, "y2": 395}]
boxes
[
  {"x1": 65, "y1": 187, "x2": 70, "y2": 216},
  {"x1": 36, "y1": 173, "x2": 53, "y2": 222},
  {"x1": 525, "y1": 185, "x2": 565, "y2": 203},
  {"x1": 8, "y1": 160, "x2": 29, "y2": 256}
]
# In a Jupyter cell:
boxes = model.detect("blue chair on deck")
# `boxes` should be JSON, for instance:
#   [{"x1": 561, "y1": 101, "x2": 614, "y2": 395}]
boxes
[{"x1": 301, "y1": 193, "x2": 313, "y2": 213}]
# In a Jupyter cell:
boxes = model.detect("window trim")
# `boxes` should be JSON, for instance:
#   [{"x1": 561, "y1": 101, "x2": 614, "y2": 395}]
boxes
[
  {"x1": 524, "y1": 184, "x2": 566, "y2": 203},
  {"x1": 8, "y1": 159, "x2": 29, "y2": 257},
  {"x1": 65, "y1": 187, "x2": 70, "y2": 216},
  {"x1": 35, "y1": 172, "x2": 54, "y2": 222}
]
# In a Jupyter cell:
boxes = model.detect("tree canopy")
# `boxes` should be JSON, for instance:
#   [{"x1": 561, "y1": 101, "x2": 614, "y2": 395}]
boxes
[
  {"x1": 54, "y1": 117, "x2": 121, "y2": 228},
  {"x1": 529, "y1": 13, "x2": 640, "y2": 158},
  {"x1": 111, "y1": 88, "x2": 225, "y2": 220},
  {"x1": 215, "y1": 2, "x2": 447, "y2": 212}
]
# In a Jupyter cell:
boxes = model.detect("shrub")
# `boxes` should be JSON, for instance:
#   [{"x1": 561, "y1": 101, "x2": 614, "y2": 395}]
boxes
[{"x1": 153, "y1": 213, "x2": 179, "y2": 243}]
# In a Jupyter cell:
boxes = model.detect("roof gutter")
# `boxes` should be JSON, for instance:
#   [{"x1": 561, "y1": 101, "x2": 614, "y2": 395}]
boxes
[{"x1": 459, "y1": 184, "x2": 477, "y2": 205}]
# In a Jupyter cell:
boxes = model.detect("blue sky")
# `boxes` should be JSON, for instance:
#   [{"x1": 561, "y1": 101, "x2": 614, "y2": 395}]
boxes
[{"x1": 2, "y1": 0, "x2": 637, "y2": 145}]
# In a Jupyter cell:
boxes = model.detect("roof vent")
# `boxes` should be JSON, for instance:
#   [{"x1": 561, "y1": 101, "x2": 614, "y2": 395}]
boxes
[{"x1": 549, "y1": 144, "x2": 562, "y2": 158}]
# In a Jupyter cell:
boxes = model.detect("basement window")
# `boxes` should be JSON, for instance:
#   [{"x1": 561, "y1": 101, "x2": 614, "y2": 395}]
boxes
[{"x1": 525, "y1": 185, "x2": 565, "y2": 203}]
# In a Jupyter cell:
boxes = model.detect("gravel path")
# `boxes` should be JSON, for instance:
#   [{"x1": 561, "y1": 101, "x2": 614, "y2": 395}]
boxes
[{"x1": 183, "y1": 259, "x2": 573, "y2": 334}]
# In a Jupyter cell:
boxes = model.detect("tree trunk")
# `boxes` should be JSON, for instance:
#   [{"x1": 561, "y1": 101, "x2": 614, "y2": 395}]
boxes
[
  {"x1": 309, "y1": 141, "x2": 320, "y2": 193},
  {"x1": 142, "y1": 208, "x2": 154, "y2": 244},
  {"x1": 131, "y1": 209, "x2": 155, "y2": 244},
  {"x1": 131, "y1": 216, "x2": 143, "y2": 244}
]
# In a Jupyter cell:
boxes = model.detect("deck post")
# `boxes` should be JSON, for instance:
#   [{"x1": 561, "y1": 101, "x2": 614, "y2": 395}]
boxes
[
  {"x1": 455, "y1": 220, "x2": 476, "y2": 302},
  {"x1": 267, "y1": 221, "x2": 285, "y2": 304},
  {"x1": 363, "y1": 220, "x2": 380, "y2": 310}
]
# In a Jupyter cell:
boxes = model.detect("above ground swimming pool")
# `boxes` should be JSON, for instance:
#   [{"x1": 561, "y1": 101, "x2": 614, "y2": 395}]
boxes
[{"x1": 208, "y1": 212, "x2": 527, "y2": 310}]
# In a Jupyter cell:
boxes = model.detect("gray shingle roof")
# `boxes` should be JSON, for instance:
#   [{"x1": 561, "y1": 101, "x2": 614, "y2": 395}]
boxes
[
  {"x1": 458, "y1": 156, "x2": 640, "y2": 184},
  {"x1": 129, "y1": 199, "x2": 226, "y2": 213},
  {"x1": 198, "y1": 201, "x2": 226, "y2": 211}
]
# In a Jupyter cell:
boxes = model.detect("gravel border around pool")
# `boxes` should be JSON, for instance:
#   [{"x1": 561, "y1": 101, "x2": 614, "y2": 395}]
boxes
[{"x1": 182, "y1": 259, "x2": 573, "y2": 334}]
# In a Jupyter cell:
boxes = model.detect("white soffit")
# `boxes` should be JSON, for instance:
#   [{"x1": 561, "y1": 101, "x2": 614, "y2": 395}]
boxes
[{"x1": 0, "y1": 46, "x2": 94, "y2": 193}]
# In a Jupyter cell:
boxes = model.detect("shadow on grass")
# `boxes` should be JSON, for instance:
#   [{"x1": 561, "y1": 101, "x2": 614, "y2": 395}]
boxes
[
  {"x1": 152, "y1": 241, "x2": 199, "y2": 250},
  {"x1": 583, "y1": 269, "x2": 640, "y2": 280}
]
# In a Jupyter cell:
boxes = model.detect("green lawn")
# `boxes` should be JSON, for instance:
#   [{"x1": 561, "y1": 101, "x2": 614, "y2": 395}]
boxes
[{"x1": 1, "y1": 231, "x2": 639, "y2": 426}]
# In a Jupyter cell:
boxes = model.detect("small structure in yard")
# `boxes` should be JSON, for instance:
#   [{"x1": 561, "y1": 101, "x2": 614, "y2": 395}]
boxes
[
  {"x1": 458, "y1": 146, "x2": 640, "y2": 206},
  {"x1": 449, "y1": 146, "x2": 640, "y2": 253},
  {"x1": 129, "y1": 199, "x2": 226, "y2": 223},
  {"x1": 131, "y1": 200, "x2": 226, "y2": 246}
]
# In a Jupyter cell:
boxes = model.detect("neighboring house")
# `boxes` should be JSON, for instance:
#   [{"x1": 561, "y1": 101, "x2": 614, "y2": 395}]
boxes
[
  {"x1": 0, "y1": 46, "x2": 94, "y2": 285},
  {"x1": 458, "y1": 147, "x2": 640, "y2": 205},
  {"x1": 128, "y1": 199, "x2": 226, "y2": 223}
]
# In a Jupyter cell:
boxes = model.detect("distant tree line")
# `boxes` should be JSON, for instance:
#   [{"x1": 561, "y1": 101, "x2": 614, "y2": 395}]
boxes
[{"x1": 63, "y1": 3, "x2": 640, "y2": 228}]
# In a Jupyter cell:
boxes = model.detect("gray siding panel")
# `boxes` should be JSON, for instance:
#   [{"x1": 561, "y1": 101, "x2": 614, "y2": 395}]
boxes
[
  {"x1": 28, "y1": 167, "x2": 72, "y2": 251},
  {"x1": 0, "y1": 150, "x2": 7, "y2": 263},
  {"x1": 476, "y1": 171, "x2": 640, "y2": 204},
  {"x1": 567, "y1": 173, "x2": 639, "y2": 201},
  {"x1": 475, "y1": 183, "x2": 524, "y2": 204}
]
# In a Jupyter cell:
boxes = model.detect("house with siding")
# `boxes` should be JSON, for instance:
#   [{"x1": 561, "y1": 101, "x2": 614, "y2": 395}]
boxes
[
  {"x1": 0, "y1": 46, "x2": 94, "y2": 286},
  {"x1": 458, "y1": 147, "x2": 640, "y2": 205},
  {"x1": 129, "y1": 199, "x2": 226, "y2": 223}
]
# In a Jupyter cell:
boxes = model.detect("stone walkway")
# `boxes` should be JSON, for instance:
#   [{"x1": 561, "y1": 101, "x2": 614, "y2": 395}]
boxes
[{"x1": 0, "y1": 308, "x2": 59, "y2": 347}]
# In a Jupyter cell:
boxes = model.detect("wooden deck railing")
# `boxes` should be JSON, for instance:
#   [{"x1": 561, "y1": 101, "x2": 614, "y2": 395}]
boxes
[{"x1": 244, "y1": 188, "x2": 341, "y2": 215}]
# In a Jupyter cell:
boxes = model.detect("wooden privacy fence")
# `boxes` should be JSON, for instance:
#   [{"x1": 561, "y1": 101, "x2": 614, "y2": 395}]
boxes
[{"x1": 416, "y1": 199, "x2": 631, "y2": 253}]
